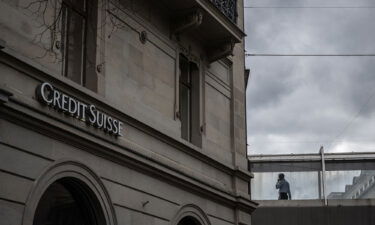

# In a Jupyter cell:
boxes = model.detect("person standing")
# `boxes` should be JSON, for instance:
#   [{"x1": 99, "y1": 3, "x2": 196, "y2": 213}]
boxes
[{"x1": 276, "y1": 173, "x2": 292, "y2": 200}]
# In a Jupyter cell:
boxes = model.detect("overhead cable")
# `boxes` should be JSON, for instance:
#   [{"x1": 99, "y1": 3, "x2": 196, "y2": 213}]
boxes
[
  {"x1": 328, "y1": 89, "x2": 375, "y2": 150},
  {"x1": 246, "y1": 54, "x2": 375, "y2": 57},
  {"x1": 244, "y1": 6, "x2": 375, "y2": 9}
]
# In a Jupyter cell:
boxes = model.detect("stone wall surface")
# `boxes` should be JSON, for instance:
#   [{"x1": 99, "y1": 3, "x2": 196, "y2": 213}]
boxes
[{"x1": 0, "y1": 0, "x2": 255, "y2": 224}]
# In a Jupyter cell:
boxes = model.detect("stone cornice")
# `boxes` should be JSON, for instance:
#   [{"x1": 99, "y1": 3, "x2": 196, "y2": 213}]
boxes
[{"x1": 0, "y1": 85, "x2": 13, "y2": 104}]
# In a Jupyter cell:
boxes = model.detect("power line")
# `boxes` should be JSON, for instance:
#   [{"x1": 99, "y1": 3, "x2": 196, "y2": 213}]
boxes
[
  {"x1": 247, "y1": 140, "x2": 375, "y2": 144},
  {"x1": 246, "y1": 54, "x2": 375, "y2": 57},
  {"x1": 328, "y1": 89, "x2": 375, "y2": 150},
  {"x1": 244, "y1": 6, "x2": 375, "y2": 9}
]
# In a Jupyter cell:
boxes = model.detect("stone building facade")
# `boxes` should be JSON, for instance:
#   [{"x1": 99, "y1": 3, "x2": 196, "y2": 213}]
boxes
[
  {"x1": 0, "y1": 0, "x2": 257, "y2": 225},
  {"x1": 327, "y1": 171, "x2": 375, "y2": 200}
]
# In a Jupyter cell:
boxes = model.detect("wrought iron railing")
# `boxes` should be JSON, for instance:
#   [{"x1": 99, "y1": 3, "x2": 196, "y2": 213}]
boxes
[{"x1": 210, "y1": 0, "x2": 237, "y2": 23}]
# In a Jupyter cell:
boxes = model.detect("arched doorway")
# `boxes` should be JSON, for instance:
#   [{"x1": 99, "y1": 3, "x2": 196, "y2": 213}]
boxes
[
  {"x1": 178, "y1": 216, "x2": 202, "y2": 225},
  {"x1": 22, "y1": 160, "x2": 117, "y2": 225},
  {"x1": 33, "y1": 178, "x2": 105, "y2": 225}
]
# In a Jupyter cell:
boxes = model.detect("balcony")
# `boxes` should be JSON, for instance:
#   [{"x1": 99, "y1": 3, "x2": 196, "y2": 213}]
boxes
[
  {"x1": 209, "y1": 0, "x2": 237, "y2": 23},
  {"x1": 161, "y1": 0, "x2": 245, "y2": 61}
]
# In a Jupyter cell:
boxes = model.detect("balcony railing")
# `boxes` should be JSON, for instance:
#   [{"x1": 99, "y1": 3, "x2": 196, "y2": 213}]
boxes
[{"x1": 210, "y1": 0, "x2": 237, "y2": 23}]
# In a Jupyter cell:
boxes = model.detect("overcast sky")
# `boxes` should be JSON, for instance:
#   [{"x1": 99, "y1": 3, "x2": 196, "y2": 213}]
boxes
[{"x1": 244, "y1": 0, "x2": 375, "y2": 155}]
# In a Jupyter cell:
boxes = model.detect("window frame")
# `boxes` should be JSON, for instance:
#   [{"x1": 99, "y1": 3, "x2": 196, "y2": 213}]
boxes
[
  {"x1": 60, "y1": 0, "x2": 98, "y2": 91},
  {"x1": 178, "y1": 54, "x2": 202, "y2": 147},
  {"x1": 179, "y1": 55, "x2": 192, "y2": 142}
]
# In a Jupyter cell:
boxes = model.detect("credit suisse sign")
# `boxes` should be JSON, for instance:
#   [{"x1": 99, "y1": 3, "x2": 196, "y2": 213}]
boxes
[{"x1": 36, "y1": 82, "x2": 123, "y2": 136}]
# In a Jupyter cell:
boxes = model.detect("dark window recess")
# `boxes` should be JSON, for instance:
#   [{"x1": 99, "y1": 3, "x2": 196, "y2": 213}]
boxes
[
  {"x1": 61, "y1": 0, "x2": 98, "y2": 91},
  {"x1": 178, "y1": 217, "x2": 201, "y2": 225},
  {"x1": 33, "y1": 178, "x2": 105, "y2": 225},
  {"x1": 179, "y1": 55, "x2": 202, "y2": 147}
]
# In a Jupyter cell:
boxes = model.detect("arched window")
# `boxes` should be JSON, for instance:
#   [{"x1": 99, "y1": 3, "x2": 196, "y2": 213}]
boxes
[{"x1": 33, "y1": 178, "x2": 105, "y2": 225}]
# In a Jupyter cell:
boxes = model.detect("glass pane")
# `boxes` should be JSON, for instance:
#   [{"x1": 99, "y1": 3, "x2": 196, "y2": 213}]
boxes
[
  {"x1": 179, "y1": 57, "x2": 190, "y2": 86},
  {"x1": 63, "y1": 8, "x2": 85, "y2": 85},
  {"x1": 326, "y1": 170, "x2": 375, "y2": 199},
  {"x1": 251, "y1": 172, "x2": 320, "y2": 200},
  {"x1": 180, "y1": 84, "x2": 190, "y2": 141},
  {"x1": 64, "y1": 0, "x2": 85, "y2": 12}
]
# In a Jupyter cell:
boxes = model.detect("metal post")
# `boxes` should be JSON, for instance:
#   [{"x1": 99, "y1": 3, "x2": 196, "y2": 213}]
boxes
[
  {"x1": 318, "y1": 170, "x2": 322, "y2": 199},
  {"x1": 320, "y1": 146, "x2": 327, "y2": 205}
]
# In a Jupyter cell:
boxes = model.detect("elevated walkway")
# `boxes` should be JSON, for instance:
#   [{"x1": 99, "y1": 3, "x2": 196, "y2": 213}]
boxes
[
  {"x1": 252, "y1": 200, "x2": 375, "y2": 225},
  {"x1": 248, "y1": 148, "x2": 375, "y2": 225}
]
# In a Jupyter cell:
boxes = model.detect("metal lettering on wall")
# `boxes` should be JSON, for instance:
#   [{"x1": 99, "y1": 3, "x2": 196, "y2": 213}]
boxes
[{"x1": 36, "y1": 82, "x2": 123, "y2": 136}]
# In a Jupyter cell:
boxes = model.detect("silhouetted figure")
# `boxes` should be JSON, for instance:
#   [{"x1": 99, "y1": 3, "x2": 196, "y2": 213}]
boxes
[{"x1": 276, "y1": 173, "x2": 291, "y2": 200}]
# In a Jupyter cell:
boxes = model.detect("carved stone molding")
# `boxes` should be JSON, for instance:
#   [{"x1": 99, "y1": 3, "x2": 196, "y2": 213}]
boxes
[
  {"x1": 0, "y1": 86, "x2": 13, "y2": 104},
  {"x1": 0, "y1": 38, "x2": 5, "y2": 49},
  {"x1": 207, "y1": 39, "x2": 235, "y2": 63},
  {"x1": 172, "y1": 9, "x2": 204, "y2": 35},
  {"x1": 171, "y1": 204, "x2": 211, "y2": 225},
  {"x1": 178, "y1": 44, "x2": 200, "y2": 66}
]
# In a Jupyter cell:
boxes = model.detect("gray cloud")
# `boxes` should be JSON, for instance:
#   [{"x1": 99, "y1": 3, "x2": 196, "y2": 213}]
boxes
[{"x1": 244, "y1": 0, "x2": 375, "y2": 155}]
